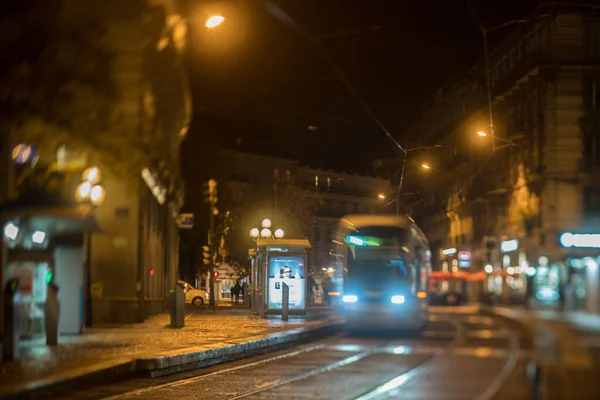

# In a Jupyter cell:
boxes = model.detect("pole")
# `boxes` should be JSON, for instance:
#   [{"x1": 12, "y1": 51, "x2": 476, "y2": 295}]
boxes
[
  {"x1": 208, "y1": 206, "x2": 216, "y2": 306},
  {"x1": 482, "y1": 29, "x2": 495, "y2": 151},
  {"x1": 396, "y1": 148, "x2": 408, "y2": 215},
  {"x1": 282, "y1": 282, "x2": 289, "y2": 321}
]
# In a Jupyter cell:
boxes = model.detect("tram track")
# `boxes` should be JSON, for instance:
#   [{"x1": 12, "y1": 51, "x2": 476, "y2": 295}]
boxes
[
  {"x1": 354, "y1": 315, "x2": 522, "y2": 400},
  {"x1": 222, "y1": 317, "x2": 464, "y2": 400},
  {"x1": 91, "y1": 314, "x2": 521, "y2": 400}
]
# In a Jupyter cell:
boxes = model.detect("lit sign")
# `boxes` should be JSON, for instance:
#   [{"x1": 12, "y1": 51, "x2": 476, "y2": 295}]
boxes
[
  {"x1": 268, "y1": 255, "x2": 306, "y2": 310},
  {"x1": 267, "y1": 247, "x2": 288, "y2": 252},
  {"x1": 501, "y1": 239, "x2": 519, "y2": 253},
  {"x1": 442, "y1": 248, "x2": 457, "y2": 256},
  {"x1": 345, "y1": 236, "x2": 380, "y2": 247},
  {"x1": 458, "y1": 251, "x2": 471, "y2": 261},
  {"x1": 141, "y1": 168, "x2": 167, "y2": 204},
  {"x1": 560, "y1": 232, "x2": 600, "y2": 248}
]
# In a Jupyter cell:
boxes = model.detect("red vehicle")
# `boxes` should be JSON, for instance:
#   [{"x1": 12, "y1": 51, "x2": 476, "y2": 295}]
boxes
[{"x1": 429, "y1": 270, "x2": 486, "y2": 305}]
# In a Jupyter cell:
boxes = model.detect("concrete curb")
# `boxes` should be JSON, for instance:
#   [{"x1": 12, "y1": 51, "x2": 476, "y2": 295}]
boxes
[{"x1": 1, "y1": 318, "x2": 343, "y2": 399}]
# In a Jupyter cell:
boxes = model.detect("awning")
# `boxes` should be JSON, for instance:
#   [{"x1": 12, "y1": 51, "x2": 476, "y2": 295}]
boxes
[{"x1": 0, "y1": 204, "x2": 101, "y2": 235}]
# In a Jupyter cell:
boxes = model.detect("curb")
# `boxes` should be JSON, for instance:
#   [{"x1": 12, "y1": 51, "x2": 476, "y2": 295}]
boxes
[{"x1": 1, "y1": 318, "x2": 343, "y2": 399}]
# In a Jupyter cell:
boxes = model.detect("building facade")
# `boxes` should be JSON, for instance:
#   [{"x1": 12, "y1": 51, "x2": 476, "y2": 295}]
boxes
[
  {"x1": 402, "y1": 1, "x2": 600, "y2": 312},
  {"x1": 0, "y1": 0, "x2": 190, "y2": 331},
  {"x1": 186, "y1": 149, "x2": 389, "y2": 277},
  {"x1": 86, "y1": 0, "x2": 190, "y2": 323}
]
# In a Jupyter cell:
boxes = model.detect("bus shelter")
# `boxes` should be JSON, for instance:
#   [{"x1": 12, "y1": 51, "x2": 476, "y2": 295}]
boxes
[{"x1": 250, "y1": 238, "x2": 311, "y2": 317}]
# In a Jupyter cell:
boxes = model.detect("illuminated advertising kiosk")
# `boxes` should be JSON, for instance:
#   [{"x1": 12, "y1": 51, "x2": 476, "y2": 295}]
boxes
[{"x1": 254, "y1": 238, "x2": 311, "y2": 317}]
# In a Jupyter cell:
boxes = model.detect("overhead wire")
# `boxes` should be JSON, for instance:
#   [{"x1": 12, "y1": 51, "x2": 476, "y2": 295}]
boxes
[{"x1": 261, "y1": 1, "x2": 406, "y2": 154}]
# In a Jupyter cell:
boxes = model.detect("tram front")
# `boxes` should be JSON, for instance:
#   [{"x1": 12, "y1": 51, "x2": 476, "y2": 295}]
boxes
[{"x1": 336, "y1": 214, "x2": 430, "y2": 333}]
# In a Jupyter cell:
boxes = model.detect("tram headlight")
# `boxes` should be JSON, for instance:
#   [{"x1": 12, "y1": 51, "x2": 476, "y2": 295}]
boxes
[
  {"x1": 391, "y1": 295, "x2": 405, "y2": 304},
  {"x1": 342, "y1": 295, "x2": 358, "y2": 303}
]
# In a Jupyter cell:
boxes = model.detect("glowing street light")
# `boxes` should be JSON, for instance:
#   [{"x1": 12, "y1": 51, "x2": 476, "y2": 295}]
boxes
[
  {"x1": 378, "y1": 193, "x2": 386, "y2": 199},
  {"x1": 421, "y1": 163, "x2": 431, "y2": 170},
  {"x1": 32, "y1": 230, "x2": 46, "y2": 245},
  {"x1": 82, "y1": 167, "x2": 101, "y2": 184},
  {"x1": 250, "y1": 219, "x2": 284, "y2": 240},
  {"x1": 90, "y1": 185, "x2": 106, "y2": 206},
  {"x1": 260, "y1": 228, "x2": 272, "y2": 238},
  {"x1": 75, "y1": 181, "x2": 92, "y2": 202},
  {"x1": 3, "y1": 222, "x2": 19, "y2": 241},
  {"x1": 75, "y1": 167, "x2": 106, "y2": 206},
  {"x1": 205, "y1": 15, "x2": 225, "y2": 28},
  {"x1": 476, "y1": 131, "x2": 521, "y2": 148}
]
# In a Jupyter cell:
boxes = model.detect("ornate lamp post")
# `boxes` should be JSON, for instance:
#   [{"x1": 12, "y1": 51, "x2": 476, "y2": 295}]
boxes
[{"x1": 250, "y1": 218, "x2": 284, "y2": 240}]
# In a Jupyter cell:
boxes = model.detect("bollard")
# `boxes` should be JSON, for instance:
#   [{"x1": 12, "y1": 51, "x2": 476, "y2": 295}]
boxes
[
  {"x1": 243, "y1": 283, "x2": 251, "y2": 307},
  {"x1": 3, "y1": 279, "x2": 21, "y2": 361},
  {"x1": 282, "y1": 282, "x2": 289, "y2": 322},
  {"x1": 45, "y1": 282, "x2": 60, "y2": 346},
  {"x1": 169, "y1": 284, "x2": 185, "y2": 328}
]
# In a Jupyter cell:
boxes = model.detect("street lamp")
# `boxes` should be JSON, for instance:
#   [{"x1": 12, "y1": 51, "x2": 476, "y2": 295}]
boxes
[
  {"x1": 378, "y1": 193, "x2": 386, "y2": 199},
  {"x1": 476, "y1": 131, "x2": 521, "y2": 148},
  {"x1": 421, "y1": 162, "x2": 453, "y2": 178},
  {"x1": 205, "y1": 15, "x2": 224, "y2": 28},
  {"x1": 250, "y1": 218, "x2": 284, "y2": 240},
  {"x1": 467, "y1": 1, "x2": 535, "y2": 151},
  {"x1": 393, "y1": 144, "x2": 442, "y2": 215},
  {"x1": 75, "y1": 166, "x2": 106, "y2": 206}
]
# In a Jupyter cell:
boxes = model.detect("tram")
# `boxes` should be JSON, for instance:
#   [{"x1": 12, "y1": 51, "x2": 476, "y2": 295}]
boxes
[{"x1": 333, "y1": 214, "x2": 431, "y2": 333}]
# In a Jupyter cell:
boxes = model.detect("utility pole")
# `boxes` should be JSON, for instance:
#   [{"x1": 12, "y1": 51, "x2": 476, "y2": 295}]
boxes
[
  {"x1": 396, "y1": 145, "x2": 408, "y2": 216},
  {"x1": 394, "y1": 145, "x2": 442, "y2": 215},
  {"x1": 204, "y1": 179, "x2": 218, "y2": 306}
]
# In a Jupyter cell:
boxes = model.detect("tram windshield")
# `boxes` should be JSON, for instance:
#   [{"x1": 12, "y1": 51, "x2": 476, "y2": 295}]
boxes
[{"x1": 345, "y1": 226, "x2": 414, "y2": 287}]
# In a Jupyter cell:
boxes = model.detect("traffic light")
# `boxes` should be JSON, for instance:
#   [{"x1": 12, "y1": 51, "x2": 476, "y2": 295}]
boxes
[
  {"x1": 213, "y1": 271, "x2": 219, "y2": 278},
  {"x1": 202, "y1": 245, "x2": 211, "y2": 265},
  {"x1": 204, "y1": 179, "x2": 218, "y2": 205}
]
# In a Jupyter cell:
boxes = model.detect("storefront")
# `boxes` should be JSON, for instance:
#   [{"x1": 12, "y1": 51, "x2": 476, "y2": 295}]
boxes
[
  {"x1": 1, "y1": 206, "x2": 98, "y2": 338},
  {"x1": 557, "y1": 232, "x2": 600, "y2": 313},
  {"x1": 483, "y1": 238, "x2": 527, "y2": 304}
]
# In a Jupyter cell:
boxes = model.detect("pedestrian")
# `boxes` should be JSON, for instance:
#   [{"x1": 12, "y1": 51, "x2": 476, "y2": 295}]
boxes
[
  {"x1": 307, "y1": 274, "x2": 316, "y2": 305},
  {"x1": 232, "y1": 281, "x2": 242, "y2": 303},
  {"x1": 321, "y1": 273, "x2": 332, "y2": 306}
]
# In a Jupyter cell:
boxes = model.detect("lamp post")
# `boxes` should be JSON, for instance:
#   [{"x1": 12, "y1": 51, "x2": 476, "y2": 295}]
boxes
[
  {"x1": 250, "y1": 218, "x2": 284, "y2": 241},
  {"x1": 467, "y1": 0, "x2": 530, "y2": 152},
  {"x1": 74, "y1": 166, "x2": 106, "y2": 329},
  {"x1": 421, "y1": 163, "x2": 453, "y2": 178}
]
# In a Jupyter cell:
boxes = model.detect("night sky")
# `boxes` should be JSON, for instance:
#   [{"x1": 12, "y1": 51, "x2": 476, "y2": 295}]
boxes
[{"x1": 183, "y1": 0, "x2": 538, "y2": 174}]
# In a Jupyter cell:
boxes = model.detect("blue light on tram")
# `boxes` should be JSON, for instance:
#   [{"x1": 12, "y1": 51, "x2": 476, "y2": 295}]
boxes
[
  {"x1": 342, "y1": 295, "x2": 358, "y2": 303},
  {"x1": 391, "y1": 295, "x2": 405, "y2": 304}
]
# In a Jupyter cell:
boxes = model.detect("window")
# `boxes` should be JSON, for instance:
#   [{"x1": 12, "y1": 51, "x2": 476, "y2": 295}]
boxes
[
  {"x1": 327, "y1": 177, "x2": 331, "y2": 190},
  {"x1": 273, "y1": 169, "x2": 279, "y2": 179},
  {"x1": 584, "y1": 187, "x2": 600, "y2": 217},
  {"x1": 285, "y1": 170, "x2": 291, "y2": 181},
  {"x1": 587, "y1": 23, "x2": 600, "y2": 59},
  {"x1": 314, "y1": 176, "x2": 319, "y2": 188},
  {"x1": 584, "y1": 130, "x2": 600, "y2": 167}
]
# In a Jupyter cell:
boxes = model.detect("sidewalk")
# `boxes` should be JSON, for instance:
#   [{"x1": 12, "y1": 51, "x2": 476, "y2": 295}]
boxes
[
  {"x1": 486, "y1": 305, "x2": 600, "y2": 399},
  {"x1": 490, "y1": 306, "x2": 600, "y2": 334},
  {"x1": 0, "y1": 310, "x2": 341, "y2": 399}
]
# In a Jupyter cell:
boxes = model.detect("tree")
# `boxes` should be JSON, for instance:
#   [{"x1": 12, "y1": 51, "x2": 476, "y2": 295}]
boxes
[
  {"x1": 215, "y1": 182, "x2": 327, "y2": 276},
  {"x1": 0, "y1": 0, "x2": 166, "y2": 191}
]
